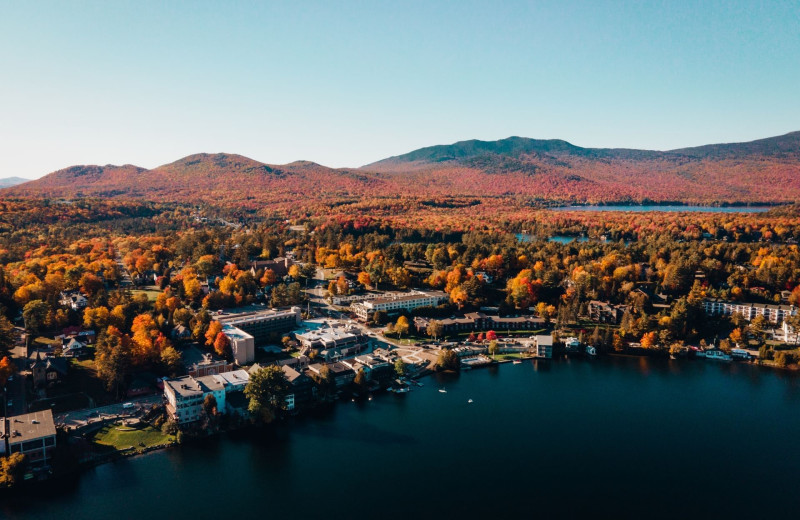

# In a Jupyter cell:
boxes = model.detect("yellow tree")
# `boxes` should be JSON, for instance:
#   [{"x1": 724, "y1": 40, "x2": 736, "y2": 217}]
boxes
[
  {"x1": 395, "y1": 316, "x2": 410, "y2": 339},
  {"x1": 640, "y1": 331, "x2": 657, "y2": 349}
]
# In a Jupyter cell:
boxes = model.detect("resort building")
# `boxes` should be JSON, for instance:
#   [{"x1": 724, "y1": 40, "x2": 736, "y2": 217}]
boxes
[
  {"x1": 295, "y1": 323, "x2": 369, "y2": 361},
  {"x1": 0, "y1": 410, "x2": 57, "y2": 466},
  {"x1": 218, "y1": 307, "x2": 302, "y2": 344},
  {"x1": 350, "y1": 290, "x2": 449, "y2": 321},
  {"x1": 414, "y1": 312, "x2": 545, "y2": 335},
  {"x1": 702, "y1": 299, "x2": 797, "y2": 323}
]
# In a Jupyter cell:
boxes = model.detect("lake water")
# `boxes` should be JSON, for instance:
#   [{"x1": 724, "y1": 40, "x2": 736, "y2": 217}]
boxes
[
  {"x1": 4, "y1": 356, "x2": 800, "y2": 520},
  {"x1": 554, "y1": 205, "x2": 772, "y2": 213}
]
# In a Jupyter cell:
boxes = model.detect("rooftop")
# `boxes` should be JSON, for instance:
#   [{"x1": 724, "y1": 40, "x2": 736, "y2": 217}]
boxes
[{"x1": 1, "y1": 410, "x2": 56, "y2": 444}]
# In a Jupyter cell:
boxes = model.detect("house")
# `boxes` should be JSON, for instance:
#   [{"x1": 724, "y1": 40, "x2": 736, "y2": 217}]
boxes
[
  {"x1": 308, "y1": 362, "x2": 355, "y2": 388},
  {"x1": 250, "y1": 257, "x2": 294, "y2": 279},
  {"x1": 170, "y1": 325, "x2": 193, "y2": 341},
  {"x1": 58, "y1": 291, "x2": 88, "y2": 311},
  {"x1": 60, "y1": 337, "x2": 86, "y2": 358},
  {"x1": 29, "y1": 351, "x2": 67, "y2": 389},
  {"x1": 586, "y1": 301, "x2": 628, "y2": 324},
  {"x1": 0, "y1": 410, "x2": 57, "y2": 466},
  {"x1": 281, "y1": 365, "x2": 316, "y2": 410}
]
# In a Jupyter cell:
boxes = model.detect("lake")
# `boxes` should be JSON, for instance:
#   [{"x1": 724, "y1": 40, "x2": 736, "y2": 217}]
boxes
[
  {"x1": 553, "y1": 205, "x2": 772, "y2": 213},
  {"x1": 3, "y1": 356, "x2": 800, "y2": 520}
]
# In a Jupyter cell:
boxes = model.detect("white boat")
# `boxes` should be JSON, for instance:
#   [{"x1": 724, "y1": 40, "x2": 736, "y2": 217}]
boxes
[
  {"x1": 467, "y1": 399, "x2": 473, "y2": 403},
  {"x1": 512, "y1": 360, "x2": 522, "y2": 364},
  {"x1": 394, "y1": 386, "x2": 410, "y2": 393},
  {"x1": 438, "y1": 388, "x2": 447, "y2": 393},
  {"x1": 586, "y1": 346, "x2": 597, "y2": 356},
  {"x1": 705, "y1": 349, "x2": 732, "y2": 361}
]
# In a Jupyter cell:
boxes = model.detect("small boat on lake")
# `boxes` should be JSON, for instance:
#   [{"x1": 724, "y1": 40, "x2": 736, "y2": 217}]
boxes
[
  {"x1": 439, "y1": 388, "x2": 447, "y2": 393},
  {"x1": 468, "y1": 399, "x2": 473, "y2": 403},
  {"x1": 586, "y1": 346, "x2": 597, "y2": 357},
  {"x1": 512, "y1": 360, "x2": 522, "y2": 364}
]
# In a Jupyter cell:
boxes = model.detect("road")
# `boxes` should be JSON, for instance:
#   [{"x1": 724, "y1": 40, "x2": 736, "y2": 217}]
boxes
[
  {"x1": 3, "y1": 339, "x2": 29, "y2": 416},
  {"x1": 56, "y1": 394, "x2": 163, "y2": 430}
]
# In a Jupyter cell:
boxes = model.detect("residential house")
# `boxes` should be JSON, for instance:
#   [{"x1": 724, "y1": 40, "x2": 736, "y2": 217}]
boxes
[
  {"x1": 58, "y1": 291, "x2": 88, "y2": 311},
  {"x1": 281, "y1": 365, "x2": 316, "y2": 411},
  {"x1": 29, "y1": 351, "x2": 67, "y2": 389}
]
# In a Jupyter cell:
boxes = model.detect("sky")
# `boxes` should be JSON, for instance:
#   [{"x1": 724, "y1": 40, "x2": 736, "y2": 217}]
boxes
[{"x1": 1, "y1": 0, "x2": 799, "y2": 179}]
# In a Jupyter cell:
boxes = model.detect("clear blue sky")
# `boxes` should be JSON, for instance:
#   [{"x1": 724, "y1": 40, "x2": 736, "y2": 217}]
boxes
[{"x1": 1, "y1": 0, "x2": 798, "y2": 179}]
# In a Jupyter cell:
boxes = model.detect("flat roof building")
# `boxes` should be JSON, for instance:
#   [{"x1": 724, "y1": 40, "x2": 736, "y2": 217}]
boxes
[{"x1": 1, "y1": 410, "x2": 57, "y2": 466}]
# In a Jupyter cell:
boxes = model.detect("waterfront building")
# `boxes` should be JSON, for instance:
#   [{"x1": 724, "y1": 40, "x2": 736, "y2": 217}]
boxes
[
  {"x1": 163, "y1": 370, "x2": 250, "y2": 424},
  {"x1": 702, "y1": 299, "x2": 797, "y2": 323},
  {"x1": 0, "y1": 410, "x2": 57, "y2": 466},
  {"x1": 281, "y1": 365, "x2": 316, "y2": 410},
  {"x1": 533, "y1": 335, "x2": 553, "y2": 359},
  {"x1": 295, "y1": 323, "x2": 369, "y2": 361},
  {"x1": 414, "y1": 312, "x2": 545, "y2": 335}
]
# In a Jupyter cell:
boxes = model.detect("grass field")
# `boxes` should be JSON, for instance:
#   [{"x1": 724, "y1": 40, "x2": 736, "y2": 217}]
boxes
[
  {"x1": 131, "y1": 288, "x2": 162, "y2": 302},
  {"x1": 91, "y1": 423, "x2": 175, "y2": 451}
]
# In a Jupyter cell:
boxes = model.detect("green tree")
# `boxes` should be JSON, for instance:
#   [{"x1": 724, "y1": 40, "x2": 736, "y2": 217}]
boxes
[
  {"x1": 394, "y1": 358, "x2": 407, "y2": 377},
  {"x1": 22, "y1": 299, "x2": 50, "y2": 334},
  {"x1": 95, "y1": 328, "x2": 132, "y2": 398},
  {"x1": 160, "y1": 345, "x2": 183, "y2": 376},
  {"x1": 0, "y1": 315, "x2": 15, "y2": 352},
  {"x1": 427, "y1": 320, "x2": 444, "y2": 340},
  {"x1": 488, "y1": 340, "x2": 499, "y2": 357},
  {"x1": 244, "y1": 365, "x2": 290, "y2": 423},
  {"x1": 436, "y1": 348, "x2": 460, "y2": 372}
]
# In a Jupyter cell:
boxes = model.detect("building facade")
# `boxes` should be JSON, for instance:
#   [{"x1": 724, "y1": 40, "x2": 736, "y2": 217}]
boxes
[
  {"x1": 351, "y1": 290, "x2": 448, "y2": 321},
  {"x1": 702, "y1": 299, "x2": 797, "y2": 323},
  {"x1": 218, "y1": 307, "x2": 302, "y2": 344}
]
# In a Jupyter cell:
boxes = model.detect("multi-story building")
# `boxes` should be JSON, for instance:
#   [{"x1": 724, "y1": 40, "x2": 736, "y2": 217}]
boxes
[
  {"x1": 222, "y1": 325, "x2": 256, "y2": 365},
  {"x1": 351, "y1": 290, "x2": 448, "y2": 321},
  {"x1": 182, "y1": 345, "x2": 233, "y2": 377},
  {"x1": 702, "y1": 299, "x2": 797, "y2": 323},
  {"x1": 414, "y1": 313, "x2": 546, "y2": 335},
  {"x1": 1, "y1": 410, "x2": 57, "y2": 466},
  {"x1": 163, "y1": 370, "x2": 250, "y2": 424},
  {"x1": 295, "y1": 323, "x2": 369, "y2": 361},
  {"x1": 218, "y1": 307, "x2": 302, "y2": 344}
]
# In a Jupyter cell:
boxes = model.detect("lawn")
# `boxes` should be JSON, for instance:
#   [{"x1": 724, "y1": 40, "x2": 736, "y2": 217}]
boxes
[
  {"x1": 91, "y1": 423, "x2": 175, "y2": 451},
  {"x1": 131, "y1": 288, "x2": 162, "y2": 302},
  {"x1": 491, "y1": 352, "x2": 532, "y2": 361}
]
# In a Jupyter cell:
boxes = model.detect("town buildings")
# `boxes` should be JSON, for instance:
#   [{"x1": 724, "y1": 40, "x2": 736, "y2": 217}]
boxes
[
  {"x1": 182, "y1": 345, "x2": 233, "y2": 378},
  {"x1": 702, "y1": 299, "x2": 797, "y2": 323},
  {"x1": 350, "y1": 290, "x2": 449, "y2": 321},
  {"x1": 0, "y1": 410, "x2": 57, "y2": 466},
  {"x1": 218, "y1": 307, "x2": 302, "y2": 344}
]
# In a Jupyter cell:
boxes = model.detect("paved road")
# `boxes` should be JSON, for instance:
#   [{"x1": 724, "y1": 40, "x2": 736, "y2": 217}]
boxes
[
  {"x1": 3, "y1": 341, "x2": 29, "y2": 416},
  {"x1": 56, "y1": 394, "x2": 163, "y2": 429}
]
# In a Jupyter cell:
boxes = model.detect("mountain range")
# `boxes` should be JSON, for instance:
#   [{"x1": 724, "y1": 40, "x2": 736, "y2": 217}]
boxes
[{"x1": 4, "y1": 131, "x2": 800, "y2": 206}]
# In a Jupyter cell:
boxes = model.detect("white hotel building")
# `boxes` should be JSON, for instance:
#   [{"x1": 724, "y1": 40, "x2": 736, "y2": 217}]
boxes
[
  {"x1": 702, "y1": 298, "x2": 797, "y2": 324},
  {"x1": 350, "y1": 290, "x2": 449, "y2": 321}
]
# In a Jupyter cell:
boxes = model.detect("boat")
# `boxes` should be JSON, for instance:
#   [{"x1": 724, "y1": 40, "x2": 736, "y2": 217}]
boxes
[
  {"x1": 586, "y1": 346, "x2": 597, "y2": 357},
  {"x1": 438, "y1": 388, "x2": 447, "y2": 393},
  {"x1": 512, "y1": 360, "x2": 522, "y2": 364},
  {"x1": 468, "y1": 399, "x2": 473, "y2": 403},
  {"x1": 394, "y1": 386, "x2": 410, "y2": 393}
]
